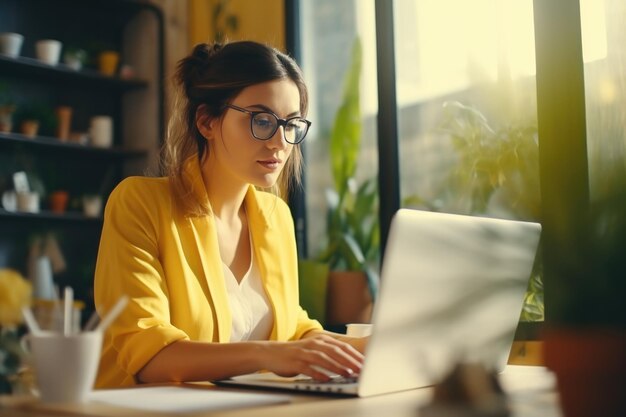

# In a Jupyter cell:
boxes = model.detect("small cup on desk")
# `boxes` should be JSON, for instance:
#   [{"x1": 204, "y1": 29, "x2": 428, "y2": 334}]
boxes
[
  {"x1": 346, "y1": 323, "x2": 373, "y2": 338},
  {"x1": 22, "y1": 331, "x2": 103, "y2": 403}
]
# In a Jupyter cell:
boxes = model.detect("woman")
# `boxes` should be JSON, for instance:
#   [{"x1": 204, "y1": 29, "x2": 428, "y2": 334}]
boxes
[{"x1": 94, "y1": 41, "x2": 366, "y2": 388}]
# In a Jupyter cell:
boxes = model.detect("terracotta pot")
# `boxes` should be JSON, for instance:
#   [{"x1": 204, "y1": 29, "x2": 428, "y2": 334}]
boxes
[
  {"x1": 55, "y1": 106, "x2": 72, "y2": 141},
  {"x1": 325, "y1": 270, "x2": 373, "y2": 326},
  {"x1": 0, "y1": 108, "x2": 15, "y2": 132},
  {"x1": 49, "y1": 190, "x2": 69, "y2": 213},
  {"x1": 20, "y1": 120, "x2": 39, "y2": 138},
  {"x1": 98, "y1": 50, "x2": 120, "y2": 76},
  {"x1": 543, "y1": 328, "x2": 626, "y2": 417}
]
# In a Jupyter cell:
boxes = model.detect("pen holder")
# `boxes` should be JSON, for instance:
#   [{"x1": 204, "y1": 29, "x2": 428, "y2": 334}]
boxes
[{"x1": 22, "y1": 331, "x2": 102, "y2": 403}]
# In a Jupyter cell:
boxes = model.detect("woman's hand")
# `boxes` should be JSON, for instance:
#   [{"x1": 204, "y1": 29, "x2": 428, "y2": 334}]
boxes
[{"x1": 259, "y1": 334, "x2": 364, "y2": 381}]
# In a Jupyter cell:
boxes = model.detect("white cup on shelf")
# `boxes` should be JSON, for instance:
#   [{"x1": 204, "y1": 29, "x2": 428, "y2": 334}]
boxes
[
  {"x1": 2, "y1": 190, "x2": 17, "y2": 211},
  {"x1": 16, "y1": 191, "x2": 39, "y2": 213},
  {"x1": 89, "y1": 116, "x2": 113, "y2": 148},
  {"x1": 82, "y1": 195, "x2": 103, "y2": 217},
  {"x1": 35, "y1": 39, "x2": 62, "y2": 65},
  {"x1": 0, "y1": 32, "x2": 24, "y2": 58}
]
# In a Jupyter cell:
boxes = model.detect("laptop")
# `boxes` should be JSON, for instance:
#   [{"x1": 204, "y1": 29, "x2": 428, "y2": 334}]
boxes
[{"x1": 217, "y1": 208, "x2": 542, "y2": 397}]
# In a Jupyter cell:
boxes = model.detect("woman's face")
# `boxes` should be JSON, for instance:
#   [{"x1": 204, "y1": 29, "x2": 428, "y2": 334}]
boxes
[{"x1": 202, "y1": 79, "x2": 301, "y2": 190}]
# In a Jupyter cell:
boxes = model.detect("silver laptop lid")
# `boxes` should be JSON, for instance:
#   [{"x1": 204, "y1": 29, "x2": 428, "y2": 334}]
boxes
[{"x1": 358, "y1": 209, "x2": 541, "y2": 397}]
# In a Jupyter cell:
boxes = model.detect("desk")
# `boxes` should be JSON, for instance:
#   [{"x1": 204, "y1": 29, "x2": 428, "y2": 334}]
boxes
[{"x1": 0, "y1": 366, "x2": 561, "y2": 417}]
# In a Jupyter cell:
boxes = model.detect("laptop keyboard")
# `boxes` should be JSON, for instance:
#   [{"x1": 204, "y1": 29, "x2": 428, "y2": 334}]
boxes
[{"x1": 298, "y1": 375, "x2": 359, "y2": 385}]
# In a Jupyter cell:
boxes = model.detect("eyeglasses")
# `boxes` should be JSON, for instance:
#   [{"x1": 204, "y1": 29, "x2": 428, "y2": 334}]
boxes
[{"x1": 224, "y1": 104, "x2": 311, "y2": 145}]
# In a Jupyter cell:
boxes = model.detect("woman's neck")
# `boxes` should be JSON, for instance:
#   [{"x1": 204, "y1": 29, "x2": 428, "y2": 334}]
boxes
[{"x1": 201, "y1": 153, "x2": 248, "y2": 223}]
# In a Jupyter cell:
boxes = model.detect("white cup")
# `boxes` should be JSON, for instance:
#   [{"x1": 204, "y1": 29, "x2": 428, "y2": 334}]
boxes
[
  {"x1": 89, "y1": 116, "x2": 113, "y2": 148},
  {"x1": 346, "y1": 323, "x2": 373, "y2": 338},
  {"x1": 16, "y1": 191, "x2": 39, "y2": 213},
  {"x1": 82, "y1": 195, "x2": 103, "y2": 217},
  {"x1": 0, "y1": 32, "x2": 24, "y2": 58},
  {"x1": 22, "y1": 331, "x2": 103, "y2": 403},
  {"x1": 2, "y1": 190, "x2": 17, "y2": 211},
  {"x1": 35, "y1": 39, "x2": 62, "y2": 65}
]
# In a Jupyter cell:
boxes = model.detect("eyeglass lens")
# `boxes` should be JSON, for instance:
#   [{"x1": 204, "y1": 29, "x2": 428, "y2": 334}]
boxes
[{"x1": 252, "y1": 113, "x2": 309, "y2": 144}]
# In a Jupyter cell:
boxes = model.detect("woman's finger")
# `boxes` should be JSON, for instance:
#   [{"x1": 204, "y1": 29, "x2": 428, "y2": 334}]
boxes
[
  {"x1": 300, "y1": 350, "x2": 351, "y2": 380},
  {"x1": 301, "y1": 339, "x2": 362, "y2": 377}
]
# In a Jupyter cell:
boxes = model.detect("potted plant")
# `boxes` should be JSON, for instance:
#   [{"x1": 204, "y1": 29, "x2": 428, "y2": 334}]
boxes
[
  {"x1": 14, "y1": 104, "x2": 57, "y2": 138},
  {"x1": 434, "y1": 101, "x2": 543, "y2": 324},
  {"x1": 63, "y1": 46, "x2": 88, "y2": 71},
  {"x1": 310, "y1": 38, "x2": 380, "y2": 328},
  {"x1": 542, "y1": 164, "x2": 626, "y2": 417}
]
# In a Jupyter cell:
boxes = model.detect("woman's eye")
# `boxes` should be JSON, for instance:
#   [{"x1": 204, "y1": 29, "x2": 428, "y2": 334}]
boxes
[{"x1": 253, "y1": 115, "x2": 274, "y2": 129}]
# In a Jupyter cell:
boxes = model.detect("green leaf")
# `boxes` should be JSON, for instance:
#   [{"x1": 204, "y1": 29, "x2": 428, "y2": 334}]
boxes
[{"x1": 330, "y1": 39, "x2": 362, "y2": 195}]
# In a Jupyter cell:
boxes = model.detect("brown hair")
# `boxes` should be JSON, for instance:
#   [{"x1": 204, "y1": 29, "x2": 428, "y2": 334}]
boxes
[{"x1": 162, "y1": 41, "x2": 308, "y2": 215}]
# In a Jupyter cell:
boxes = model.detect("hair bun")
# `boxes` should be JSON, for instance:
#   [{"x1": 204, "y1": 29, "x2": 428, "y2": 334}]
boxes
[
  {"x1": 177, "y1": 43, "x2": 223, "y2": 99},
  {"x1": 191, "y1": 42, "x2": 223, "y2": 64}
]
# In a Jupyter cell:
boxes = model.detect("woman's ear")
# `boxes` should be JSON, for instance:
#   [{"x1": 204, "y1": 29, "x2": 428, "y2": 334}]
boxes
[{"x1": 196, "y1": 104, "x2": 215, "y2": 140}]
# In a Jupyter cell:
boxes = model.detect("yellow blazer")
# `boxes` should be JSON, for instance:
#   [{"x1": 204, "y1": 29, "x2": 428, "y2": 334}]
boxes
[{"x1": 94, "y1": 157, "x2": 321, "y2": 388}]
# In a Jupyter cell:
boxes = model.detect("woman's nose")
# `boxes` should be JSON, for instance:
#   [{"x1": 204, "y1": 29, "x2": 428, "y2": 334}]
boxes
[{"x1": 266, "y1": 126, "x2": 289, "y2": 149}]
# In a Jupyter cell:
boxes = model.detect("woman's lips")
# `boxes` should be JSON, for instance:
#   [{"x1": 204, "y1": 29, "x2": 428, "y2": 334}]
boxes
[{"x1": 258, "y1": 159, "x2": 282, "y2": 170}]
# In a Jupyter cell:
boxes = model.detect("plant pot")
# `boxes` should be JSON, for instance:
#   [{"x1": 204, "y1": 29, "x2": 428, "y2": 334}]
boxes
[
  {"x1": 298, "y1": 260, "x2": 329, "y2": 325},
  {"x1": 82, "y1": 195, "x2": 102, "y2": 217},
  {"x1": 35, "y1": 39, "x2": 62, "y2": 66},
  {"x1": 325, "y1": 270, "x2": 373, "y2": 327},
  {"x1": 0, "y1": 32, "x2": 24, "y2": 58},
  {"x1": 20, "y1": 119, "x2": 39, "y2": 138},
  {"x1": 543, "y1": 328, "x2": 626, "y2": 417},
  {"x1": 63, "y1": 49, "x2": 87, "y2": 71},
  {"x1": 0, "y1": 109, "x2": 14, "y2": 132},
  {"x1": 49, "y1": 190, "x2": 69, "y2": 213},
  {"x1": 98, "y1": 50, "x2": 120, "y2": 76},
  {"x1": 56, "y1": 106, "x2": 72, "y2": 141}
]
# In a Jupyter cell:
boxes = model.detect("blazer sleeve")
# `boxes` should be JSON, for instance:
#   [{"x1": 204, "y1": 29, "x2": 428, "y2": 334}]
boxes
[
  {"x1": 94, "y1": 178, "x2": 189, "y2": 377},
  {"x1": 290, "y1": 307, "x2": 323, "y2": 340}
]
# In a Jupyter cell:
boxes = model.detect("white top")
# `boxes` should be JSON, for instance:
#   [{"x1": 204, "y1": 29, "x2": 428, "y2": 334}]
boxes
[{"x1": 223, "y1": 249, "x2": 274, "y2": 342}]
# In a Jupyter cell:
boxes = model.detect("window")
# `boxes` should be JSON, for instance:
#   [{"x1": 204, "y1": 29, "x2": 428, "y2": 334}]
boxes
[{"x1": 294, "y1": 0, "x2": 620, "y2": 333}]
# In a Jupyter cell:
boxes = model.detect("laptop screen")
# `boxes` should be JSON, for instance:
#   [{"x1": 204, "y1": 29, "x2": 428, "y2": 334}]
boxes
[{"x1": 358, "y1": 209, "x2": 541, "y2": 397}]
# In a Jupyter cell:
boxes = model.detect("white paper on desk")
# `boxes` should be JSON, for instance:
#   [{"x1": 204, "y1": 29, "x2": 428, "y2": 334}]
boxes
[{"x1": 89, "y1": 386, "x2": 290, "y2": 413}]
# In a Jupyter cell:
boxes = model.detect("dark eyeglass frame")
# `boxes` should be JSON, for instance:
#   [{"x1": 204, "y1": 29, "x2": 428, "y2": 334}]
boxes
[{"x1": 224, "y1": 104, "x2": 311, "y2": 145}]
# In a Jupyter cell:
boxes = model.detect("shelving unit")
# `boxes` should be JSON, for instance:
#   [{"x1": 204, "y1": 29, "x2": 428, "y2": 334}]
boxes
[
  {"x1": 0, "y1": 0, "x2": 164, "y2": 321},
  {"x1": 0, "y1": 54, "x2": 149, "y2": 91},
  {"x1": 0, "y1": 131, "x2": 148, "y2": 159}
]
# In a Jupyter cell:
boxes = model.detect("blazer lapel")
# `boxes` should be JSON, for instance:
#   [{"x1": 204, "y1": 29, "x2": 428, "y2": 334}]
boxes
[
  {"x1": 245, "y1": 187, "x2": 287, "y2": 341},
  {"x1": 182, "y1": 157, "x2": 232, "y2": 342}
]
